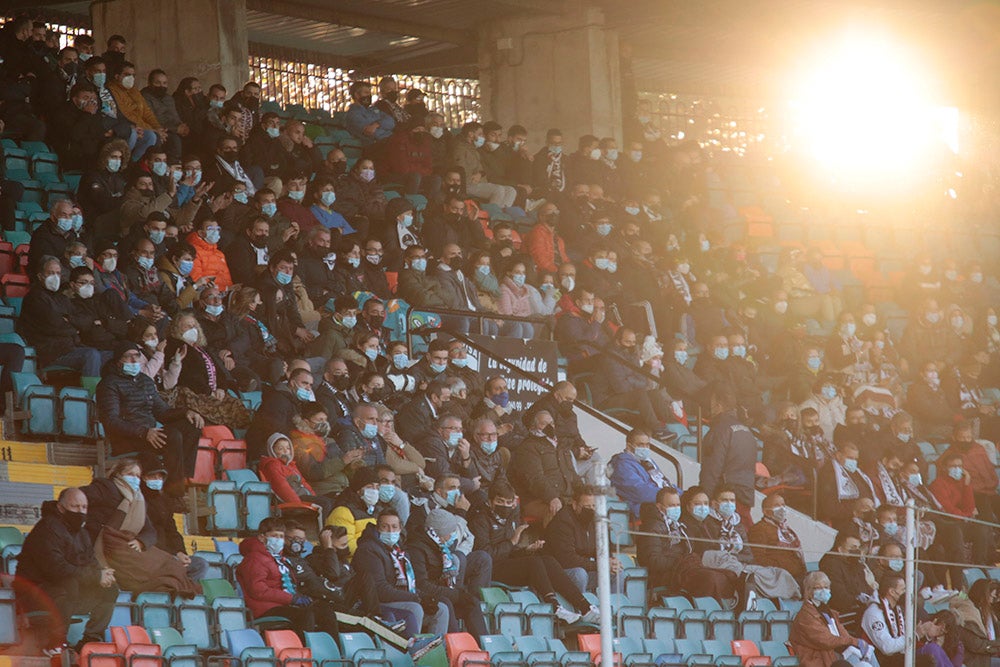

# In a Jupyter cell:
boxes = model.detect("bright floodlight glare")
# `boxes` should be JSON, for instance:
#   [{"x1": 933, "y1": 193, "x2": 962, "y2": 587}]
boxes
[{"x1": 788, "y1": 32, "x2": 954, "y2": 181}]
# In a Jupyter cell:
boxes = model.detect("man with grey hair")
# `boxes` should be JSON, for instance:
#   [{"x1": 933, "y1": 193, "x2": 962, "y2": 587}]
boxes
[
  {"x1": 14, "y1": 488, "x2": 118, "y2": 656},
  {"x1": 28, "y1": 198, "x2": 78, "y2": 276},
  {"x1": 458, "y1": 417, "x2": 508, "y2": 498},
  {"x1": 416, "y1": 414, "x2": 470, "y2": 482}
]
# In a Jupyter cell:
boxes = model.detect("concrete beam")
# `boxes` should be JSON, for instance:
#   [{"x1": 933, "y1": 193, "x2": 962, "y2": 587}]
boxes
[
  {"x1": 489, "y1": 0, "x2": 577, "y2": 14},
  {"x1": 245, "y1": 0, "x2": 472, "y2": 46}
]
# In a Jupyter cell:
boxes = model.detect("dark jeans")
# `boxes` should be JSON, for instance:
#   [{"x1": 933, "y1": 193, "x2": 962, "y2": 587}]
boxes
[
  {"x1": 439, "y1": 594, "x2": 488, "y2": 640},
  {"x1": 14, "y1": 576, "x2": 117, "y2": 649},
  {"x1": 263, "y1": 600, "x2": 339, "y2": 640},
  {"x1": 49, "y1": 347, "x2": 112, "y2": 378},
  {"x1": 458, "y1": 550, "x2": 492, "y2": 594},
  {"x1": 493, "y1": 554, "x2": 590, "y2": 612},
  {"x1": 0, "y1": 341, "x2": 25, "y2": 398},
  {"x1": 152, "y1": 417, "x2": 202, "y2": 497},
  {"x1": 0, "y1": 179, "x2": 23, "y2": 232}
]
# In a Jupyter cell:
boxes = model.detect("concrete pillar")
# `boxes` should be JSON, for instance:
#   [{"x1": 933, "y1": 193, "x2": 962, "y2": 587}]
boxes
[
  {"x1": 478, "y1": 7, "x2": 622, "y2": 147},
  {"x1": 90, "y1": 0, "x2": 249, "y2": 94}
]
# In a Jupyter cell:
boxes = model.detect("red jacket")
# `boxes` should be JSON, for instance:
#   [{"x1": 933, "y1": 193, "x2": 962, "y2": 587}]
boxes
[
  {"x1": 523, "y1": 223, "x2": 568, "y2": 273},
  {"x1": 940, "y1": 443, "x2": 999, "y2": 496},
  {"x1": 258, "y1": 455, "x2": 315, "y2": 504},
  {"x1": 186, "y1": 231, "x2": 233, "y2": 291},
  {"x1": 236, "y1": 536, "x2": 295, "y2": 617},
  {"x1": 928, "y1": 475, "x2": 975, "y2": 518},
  {"x1": 277, "y1": 198, "x2": 321, "y2": 234}
]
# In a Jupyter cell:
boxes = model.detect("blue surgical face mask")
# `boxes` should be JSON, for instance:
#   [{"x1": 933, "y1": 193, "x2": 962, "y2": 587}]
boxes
[
  {"x1": 481, "y1": 440, "x2": 498, "y2": 455},
  {"x1": 137, "y1": 256, "x2": 155, "y2": 271},
  {"x1": 210, "y1": 99, "x2": 224, "y2": 109},
  {"x1": 401, "y1": 213, "x2": 414, "y2": 228},
  {"x1": 731, "y1": 345, "x2": 746, "y2": 358},
  {"x1": 842, "y1": 323, "x2": 857, "y2": 338},
  {"x1": 674, "y1": 350, "x2": 688, "y2": 365},
  {"x1": 72, "y1": 213, "x2": 84, "y2": 231},
  {"x1": 512, "y1": 274, "x2": 526, "y2": 287},
  {"x1": 476, "y1": 264, "x2": 490, "y2": 276},
  {"x1": 908, "y1": 473, "x2": 922, "y2": 486},
  {"x1": 266, "y1": 126, "x2": 280, "y2": 139},
  {"x1": 347, "y1": 257, "x2": 361, "y2": 268},
  {"x1": 549, "y1": 145, "x2": 562, "y2": 154},
  {"x1": 364, "y1": 348, "x2": 378, "y2": 362},
  {"x1": 821, "y1": 385, "x2": 837, "y2": 400},
  {"x1": 122, "y1": 362, "x2": 142, "y2": 377},
  {"x1": 843, "y1": 458, "x2": 858, "y2": 474},
  {"x1": 447, "y1": 431, "x2": 462, "y2": 447},
  {"x1": 122, "y1": 474, "x2": 141, "y2": 492},
  {"x1": 205, "y1": 228, "x2": 221, "y2": 244},
  {"x1": 451, "y1": 358, "x2": 467, "y2": 368},
  {"x1": 807, "y1": 357, "x2": 822, "y2": 370},
  {"x1": 393, "y1": 353, "x2": 409, "y2": 368},
  {"x1": 69, "y1": 255, "x2": 85, "y2": 268},
  {"x1": 691, "y1": 504, "x2": 710, "y2": 521},
  {"x1": 145, "y1": 478, "x2": 164, "y2": 491},
  {"x1": 718, "y1": 501, "x2": 737, "y2": 518},
  {"x1": 363, "y1": 423, "x2": 379, "y2": 439},
  {"x1": 261, "y1": 202, "x2": 277, "y2": 217},
  {"x1": 633, "y1": 446, "x2": 652, "y2": 461},
  {"x1": 595, "y1": 257, "x2": 610, "y2": 271},
  {"x1": 473, "y1": 136, "x2": 485, "y2": 148},
  {"x1": 149, "y1": 230, "x2": 166, "y2": 245},
  {"x1": 493, "y1": 391, "x2": 510, "y2": 408},
  {"x1": 949, "y1": 466, "x2": 964, "y2": 481},
  {"x1": 445, "y1": 489, "x2": 461, "y2": 506},
  {"x1": 888, "y1": 559, "x2": 904, "y2": 572},
  {"x1": 92, "y1": 72, "x2": 107, "y2": 88},
  {"x1": 107, "y1": 157, "x2": 121, "y2": 173},
  {"x1": 288, "y1": 190, "x2": 305, "y2": 202},
  {"x1": 205, "y1": 304, "x2": 224, "y2": 317},
  {"x1": 179, "y1": 259, "x2": 194, "y2": 276},
  {"x1": 57, "y1": 217, "x2": 74, "y2": 232},
  {"x1": 596, "y1": 223, "x2": 612, "y2": 237},
  {"x1": 429, "y1": 362, "x2": 447, "y2": 374},
  {"x1": 379, "y1": 484, "x2": 396, "y2": 503},
  {"x1": 321, "y1": 191, "x2": 337, "y2": 206},
  {"x1": 296, "y1": 387, "x2": 314, "y2": 402},
  {"x1": 234, "y1": 191, "x2": 249, "y2": 204},
  {"x1": 266, "y1": 536, "x2": 284, "y2": 555},
  {"x1": 276, "y1": 271, "x2": 293, "y2": 285},
  {"x1": 882, "y1": 522, "x2": 898, "y2": 536},
  {"x1": 812, "y1": 588, "x2": 832, "y2": 605},
  {"x1": 379, "y1": 530, "x2": 401, "y2": 546},
  {"x1": 151, "y1": 162, "x2": 168, "y2": 177},
  {"x1": 340, "y1": 315, "x2": 357, "y2": 329},
  {"x1": 713, "y1": 347, "x2": 729, "y2": 361},
  {"x1": 898, "y1": 432, "x2": 912, "y2": 443},
  {"x1": 410, "y1": 258, "x2": 427, "y2": 272}
]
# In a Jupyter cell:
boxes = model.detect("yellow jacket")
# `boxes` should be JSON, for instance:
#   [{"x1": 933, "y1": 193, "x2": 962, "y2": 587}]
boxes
[{"x1": 108, "y1": 82, "x2": 161, "y2": 130}]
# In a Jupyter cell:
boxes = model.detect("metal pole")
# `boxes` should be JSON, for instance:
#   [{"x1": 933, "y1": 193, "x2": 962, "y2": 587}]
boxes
[
  {"x1": 594, "y1": 461, "x2": 614, "y2": 667},
  {"x1": 904, "y1": 499, "x2": 916, "y2": 667}
]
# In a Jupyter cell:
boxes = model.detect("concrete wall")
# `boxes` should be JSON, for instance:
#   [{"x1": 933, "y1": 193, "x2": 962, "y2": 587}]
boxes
[
  {"x1": 478, "y1": 7, "x2": 622, "y2": 149},
  {"x1": 576, "y1": 409, "x2": 837, "y2": 562},
  {"x1": 91, "y1": 0, "x2": 249, "y2": 94}
]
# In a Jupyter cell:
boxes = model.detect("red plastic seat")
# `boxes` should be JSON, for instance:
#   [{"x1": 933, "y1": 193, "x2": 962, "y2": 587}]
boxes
[
  {"x1": 13, "y1": 244, "x2": 29, "y2": 274},
  {"x1": 577, "y1": 634, "x2": 623, "y2": 666},
  {"x1": 385, "y1": 271, "x2": 398, "y2": 294},
  {"x1": 124, "y1": 642, "x2": 162, "y2": 667},
  {"x1": 201, "y1": 424, "x2": 235, "y2": 447},
  {"x1": 109, "y1": 625, "x2": 151, "y2": 652},
  {"x1": 445, "y1": 632, "x2": 490, "y2": 667},
  {"x1": 265, "y1": 629, "x2": 313, "y2": 666},
  {"x1": 732, "y1": 640, "x2": 771, "y2": 666},
  {"x1": 187, "y1": 437, "x2": 218, "y2": 485},
  {"x1": 79, "y1": 642, "x2": 124, "y2": 666},
  {"x1": 0, "y1": 274, "x2": 29, "y2": 298},
  {"x1": 218, "y1": 438, "x2": 247, "y2": 471}
]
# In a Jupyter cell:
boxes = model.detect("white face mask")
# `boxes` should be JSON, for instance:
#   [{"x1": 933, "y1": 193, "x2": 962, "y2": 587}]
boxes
[
  {"x1": 121, "y1": 75, "x2": 135, "y2": 89},
  {"x1": 44, "y1": 274, "x2": 61, "y2": 292},
  {"x1": 429, "y1": 126, "x2": 445, "y2": 139},
  {"x1": 181, "y1": 327, "x2": 199, "y2": 344},
  {"x1": 102, "y1": 257, "x2": 117, "y2": 272},
  {"x1": 77, "y1": 283, "x2": 94, "y2": 299}
]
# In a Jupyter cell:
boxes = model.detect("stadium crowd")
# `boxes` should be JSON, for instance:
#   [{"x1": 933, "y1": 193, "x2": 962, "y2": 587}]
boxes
[{"x1": 4, "y1": 17, "x2": 1000, "y2": 667}]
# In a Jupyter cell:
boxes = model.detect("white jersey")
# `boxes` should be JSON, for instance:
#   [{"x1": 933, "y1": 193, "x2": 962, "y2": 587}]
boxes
[{"x1": 861, "y1": 600, "x2": 905, "y2": 657}]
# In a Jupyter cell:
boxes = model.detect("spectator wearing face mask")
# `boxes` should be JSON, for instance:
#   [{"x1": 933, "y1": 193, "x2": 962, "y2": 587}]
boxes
[
  {"x1": 247, "y1": 367, "x2": 316, "y2": 461},
  {"x1": 798, "y1": 373, "x2": 846, "y2": 441},
  {"x1": 678, "y1": 486, "x2": 740, "y2": 598},
  {"x1": 818, "y1": 529, "x2": 875, "y2": 625},
  {"x1": 523, "y1": 202, "x2": 569, "y2": 274},
  {"x1": 107, "y1": 60, "x2": 170, "y2": 161},
  {"x1": 329, "y1": 466, "x2": 383, "y2": 556},
  {"x1": 599, "y1": 327, "x2": 677, "y2": 437},
  {"x1": 748, "y1": 494, "x2": 807, "y2": 581},
  {"x1": 906, "y1": 362, "x2": 955, "y2": 439},
  {"x1": 899, "y1": 298, "x2": 950, "y2": 373},
  {"x1": 610, "y1": 428, "x2": 678, "y2": 517},
  {"x1": 185, "y1": 215, "x2": 233, "y2": 291},
  {"x1": 292, "y1": 401, "x2": 356, "y2": 496},
  {"x1": 345, "y1": 81, "x2": 395, "y2": 146},
  {"x1": 334, "y1": 159, "x2": 387, "y2": 231},
  {"x1": 817, "y1": 441, "x2": 878, "y2": 524},
  {"x1": 789, "y1": 570, "x2": 869, "y2": 666},
  {"x1": 940, "y1": 421, "x2": 999, "y2": 524},
  {"x1": 510, "y1": 409, "x2": 582, "y2": 527},
  {"x1": 67, "y1": 266, "x2": 130, "y2": 353},
  {"x1": 49, "y1": 82, "x2": 107, "y2": 171},
  {"x1": 78, "y1": 139, "x2": 130, "y2": 238},
  {"x1": 242, "y1": 112, "x2": 288, "y2": 177},
  {"x1": 139, "y1": 456, "x2": 209, "y2": 580},
  {"x1": 28, "y1": 199, "x2": 81, "y2": 277},
  {"x1": 259, "y1": 432, "x2": 334, "y2": 519}
]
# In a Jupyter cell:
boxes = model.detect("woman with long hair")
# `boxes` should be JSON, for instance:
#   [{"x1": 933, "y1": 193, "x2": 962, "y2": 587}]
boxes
[
  {"x1": 950, "y1": 579, "x2": 1000, "y2": 667},
  {"x1": 163, "y1": 311, "x2": 250, "y2": 428},
  {"x1": 228, "y1": 286, "x2": 284, "y2": 386}
]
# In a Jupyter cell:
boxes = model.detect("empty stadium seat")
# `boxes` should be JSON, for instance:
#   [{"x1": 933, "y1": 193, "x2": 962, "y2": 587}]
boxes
[
  {"x1": 0, "y1": 589, "x2": 17, "y2": 646},
  {"x1": 206, "y1": 480, "x2": 242, "y2": 531},
  {"x1": 341, "y1": 631, "x2": 390, "y2": 667},
  {"x1": 577, "y1": 634, "x2": 622, "y2": 667},
  {"x1": 731, "y1": 640, "x2": 771, "y2": 666},
  {"x1": 135, "y1": 592, "x2": 173, "y2": 629},
  {"x1": 173, "y1": 595, "x2": 215, "y2": 650},
  {"x1": 265, "y1": 629, "x2": 313, "y2": 665},
  {"x1": 446, "y1": 632, "x2": 490, "y2": 667},
  {"x1": 148, "y1": 627, "x2": 200, "y2": 667},
  {"x1": 225, "y1": 628, "x2": 274, "y2": 665},
  {"x1": 78, "y1": 641, "x2": 123, "y2": 666}
]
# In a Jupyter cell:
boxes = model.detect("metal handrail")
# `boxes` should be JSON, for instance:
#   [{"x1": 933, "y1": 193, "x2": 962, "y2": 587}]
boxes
[
  {"x1": 403, "y1": 303, "x2": 552, "y2": 349},
  {"x1": 412, "y1": 325, "x2": 684, "y2": 487}
]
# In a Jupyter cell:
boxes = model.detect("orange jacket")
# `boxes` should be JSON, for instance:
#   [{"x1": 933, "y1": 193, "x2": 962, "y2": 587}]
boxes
[
  {"x1": 523, "y1": 223, "x2": 568, "y2": 273},
  {"x1": 186, "y1": 231, "x2": 233, "y2": 291},
  {"x1": 108, "y1": 82, "x2": 161, "y2": 130}
]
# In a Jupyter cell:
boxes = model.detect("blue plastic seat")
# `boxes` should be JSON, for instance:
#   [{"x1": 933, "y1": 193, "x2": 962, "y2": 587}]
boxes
[
  {"x1": 214, "y1": 596, "x2": 250, "y2": 639},
  {"x1": 193, "y1": 550, "x2": 227, "y2": 580},
  {"x1": 207, "y1": 481, "x2": 242, "y2": 532},
  {"x1": 135, "y1": 591, "x2": 173, "y2": 629},
  {"x1": 544, "y1": 638, "x2": 591, "y2": 667},
  {"x1": 524, "y1": 603, "x2": 555, "y2": 637},
  {"x1": 225, "y1": 469, "x2": 273, "y2": 531},
  {"x1": 225, "y1": 628, "x2": 274, "y2": 665},
  {"x1": 607, "y1": 500, "x2": 632, "y2": 547},
  {"x1": 674, "y1": 639, "x2": 713, "y2": 667},
  {"x1": 493, "y1": 601, "x2": 526, "y2": 636},
  {"x1": 692, "y1": 598, "x2": 736, "y2": 641},
  {"x1": 60, "y1": 386, "x2": 94, "y2": 438},
  {"x1": 766, "y1": 611, "x2": 793, "y2": 643},
  {"x1": 0, "y1": 589, "x2": 17, "y2": 645},
  {"x1": 340, "y1": 631, "x2": 389, "y2": 667},
  {"x1": 702, "y1": 640, "x2": 741, "y2": 666},
  {"x1": 622, "y1": 567, "x2": 648, "y2": 608},
  {"x1": 614, "y1": 637, "x2": 651, "y2": 667},
  {"x1": 738, "y1": 611, "x2": 766, "y2": 644},
  {"x1": 108, "y1": 591, "x2": 135, "y2": 630},
  {"x1": 650, "y1": 607, "x2": 679, "y2": 640},
  {"x1": 23, "y1": 384, "x2": 57, "y2": 435},
  {"x1": 643, "y1": 639, "x2": 681, "y2": 667},
  {"x1": 964, "y1": 568, "x2": 987, "y2": 589},
  {"x1": 175, "y1": 595, "x2": 215, "y2": 650},
  {"x1": 513, "y1": 636, "x2": 557, "y2": 666},
  {"x1": 481, "y1": 634, "x2": 527, "y2": 666},
  {"x1": 618, "y1": 605, "x2": 647, "y2": 636}
]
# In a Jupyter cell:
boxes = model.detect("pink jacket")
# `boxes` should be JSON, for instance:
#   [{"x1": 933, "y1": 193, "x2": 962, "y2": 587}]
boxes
[{"x1": 498, "y1": 278, "x2": 532, "y2": 317}]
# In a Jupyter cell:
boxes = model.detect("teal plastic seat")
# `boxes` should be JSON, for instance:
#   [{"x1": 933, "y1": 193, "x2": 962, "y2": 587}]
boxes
[
  {"x1": 60, "y1": 386, "x2": 93, "y2": 438},
  {"x1": 23, "y1": 384, "x2": 57, "y2": 435},
  {"x1": 207, "y1": 481, "x2": 242, "y2": 532},
  {"x1": 482, "y1": 634, "x2": 527, "y2": 666},
  {"x1": 225, "y1": 628, "x2": 274, "y2": 666},
  {"x1": 135, "y1": 591, "x2": 173, "y2": 629},
  {"x1": 340, "y1": 631, "x2": 389, "y2": 667},
  {"x1": 175, "y1": 594, "x2": 215, "y2": 650},
  {"x1": 148, "y1": 627, "x2": 199, "y2": 667}
]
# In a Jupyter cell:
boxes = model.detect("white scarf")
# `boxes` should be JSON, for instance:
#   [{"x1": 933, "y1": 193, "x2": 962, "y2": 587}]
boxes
[
  {"x1": 875, "y1": 463, "x2": 905, "y2": 507},
  {"x1": 215, "y1": 155, "x2": 256, "y2": 195},
  {"x1": 833, "y1": 459, "x2": 878, "y2": 504}
]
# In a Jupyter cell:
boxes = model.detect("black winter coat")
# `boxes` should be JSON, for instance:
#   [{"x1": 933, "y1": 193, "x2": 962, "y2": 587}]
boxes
[
  {"x1": 17, "y1": 286, "x2": 83, "y2": 367},
  {"x1": 699, "y1": 409, "x2": 757, "y2": 506},
  {"x1": 246, "y1": 383, "x2": 300, "y2": 461},
  {"x1": 510, "y1": 435, "x2": 580, "y2": 505},
  {"x1": 17, "y1": 500, "x2": 102, "y2": 589},
  {"x1": 28, "y1": 221, "x2": 77, "y2": 277},
  {"x1": 141, "y1": 485, "x2": 187, "y2": 555},
  {"x1": 543, "y1": 505, "x2": 595, "y2": 571},
  {"x1": 96, "y1": 368, "x2": 186, "y2": 453},
  {"x1": 352, "y1": 524, "x2": 422, "y2": 604}
]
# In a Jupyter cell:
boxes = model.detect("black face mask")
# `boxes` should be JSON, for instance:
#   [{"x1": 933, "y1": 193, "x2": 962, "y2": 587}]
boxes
[
  {"x1": 251, "y1": 234, "x2": 269, "y2": 249},
  {"x1": 493, "y1": 504, "x2": 514, "y2": 520},
  {"x1": 383, "y1": 90, "x2": 399, "y2": 103},
  {"x1": 445, "y1": 184, "x2": 462, "y2": 195},
  {"x1": 243, "y1": 96, "x2": 259, "y2": 110},
  {"x1": 542, "y1": 424, "x2": 556, "y2": 438},
  {"x1": 329, "y1": 161, "x2": 347, "y2": 175},
  {"x1": 332, "y1": 375, "x2": 352, "y2": 391},
  {"x1": 359, "y1": 95, "x2": 373, "y2": 107},
  {"x1": 577, "y1": 507, "x2": 595, "y2": 523},
  {"x1": 150, "y1": 86, "x2": 168, "y2": 98},
  {"x1": 558, "y1": 401, "x2": 574, "y2": 416},
  {"x1": 220, "y1": 150, "x2": 239, "y2": 163},
  {"x1": 782, "y1": 419, "x2": 798, "y2": 432},
  {"x1": 62, "y1": 510, "x2": 86, "y2": 532}
]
